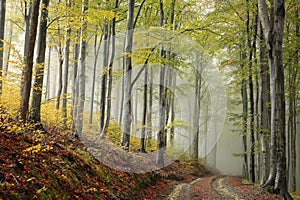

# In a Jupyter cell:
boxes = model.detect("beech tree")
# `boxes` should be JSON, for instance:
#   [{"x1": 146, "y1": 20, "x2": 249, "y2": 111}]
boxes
[
  {"x1": 258, "y1": 0, "x2": 292, "y2": 198},
  {"x1": 30, "y1": 0, "x2": 50, "y2": 122},
  {"x1": 19, "y1": 0, "x2": 40, "y2": 121},
  {"x1": 0, "y1": 0, "x2": 6, "y2": 95},
  {"x1": 120, "y1": 0, "x2": 134, "y2": 149}
]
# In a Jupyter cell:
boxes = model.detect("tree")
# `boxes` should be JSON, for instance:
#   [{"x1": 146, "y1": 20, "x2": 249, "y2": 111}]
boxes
[
  {"x1": 29, "y1": 0, "x2": 50, "y2": 123},
  {"x1": 19, "y1": 0, "x2": 41, "y2": 121},
  {"x1": 156, "y1": 0, "x2": 166, "y2": 167},
  {"x1": 258, "y1": 0, "x2": 292, "y2": 198},
  {"x1": 0, "y1": 0, "x2": 6, "y2": 95},
  {"x1": 258, "y1": 22, "x2": 271, "y2": 185},
  {"x1": 120, "y1": 0, "x2": 134, "y2": 149},
  {"x1": 62, "y1": 0, "x2": 72, "y2": 124},
  {"x1": 74, "y1": 0, "x2": 88, "y2": 137},
  {"x1": 104, "y1": 0, "x2": 119, "y2": 137}
]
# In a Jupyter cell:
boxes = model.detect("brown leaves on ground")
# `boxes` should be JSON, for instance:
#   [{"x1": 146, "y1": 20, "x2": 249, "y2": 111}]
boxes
[{"x1": 0, "y1": 112, "x2": 158, "y2": 199}]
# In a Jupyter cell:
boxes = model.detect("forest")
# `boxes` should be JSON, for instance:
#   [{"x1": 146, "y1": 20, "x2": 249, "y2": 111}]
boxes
[{"x1": 0, "y1": 0, "x2": 299, "y2": 199}]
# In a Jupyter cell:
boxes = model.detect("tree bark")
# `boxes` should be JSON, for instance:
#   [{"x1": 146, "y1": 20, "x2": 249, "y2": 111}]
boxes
[
  {"x1": 3, "y1": 17, "x2": 13, "y2": 77},
  {"x1": 156, "y1": 0, "x2": 166, "y2": 167},
  {"x1": 99, "y1": 23, "x2": 109, "y2": 136},
  {"x1": 74, "y1": 0, "x2": 88, "y2": 137},
  {"x1": 259, "y1": 22, "x2": 271, "y2": 186},
  {"x1": 104, "y1": 0, "x2": 118, "y2": 136},
  {"x1": 45, "y1": 46, "x2": 51, "y2": 100},
  {"x1": 120, "y1": 0, "x2": 134, "y2": 149},
  {"x1": 0, "y1": 0, "x2": 6, "y2": 94},
  {"x1": 89, "y1": 32, "x2": 102, "y2": 126},
  {"x1": 19, "y1": 0, "x2": 40, "y2": 121},
  {"x1": 241, "y1": 52, "x2": 249, "y2": 180},
  {"x1": 62, "y1": 0, "x2": 71, "y2": 125},
  {"x1": 258, "y1": 0, "x2": 292, "y2": 198},
  {"x1": 71, "y1": 30, "x2": 79, "y2": 130},
  {"x1": 29, "y1": 0, "x2": 49, "y2": 122}
]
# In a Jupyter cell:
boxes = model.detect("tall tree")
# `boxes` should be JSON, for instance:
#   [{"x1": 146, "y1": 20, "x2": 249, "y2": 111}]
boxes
[
  {"x1": 74, "y1": 0, "x2": 88, "y2": 137},
  {"x1": 120, "y1": 0, "x2": 134, "y2": 149},
  {"x1": 99, "y1": 23, "x2": 109, "y2": 135},
  {"x1": 258, "y1": 0, "x2": 292, "y2": 198},
  {"x1": 104, "y1": 0, "x2": 119, "y2": 137},
  {"x1": 156, "y1": 0, "x2": 166, "y2": 167},
  {"x1": 62, "y1": 0, "x2": 72, "y2": 124},
  {"x1": 19, "y1": 0, "x2": 41, "y2": 121},
  {"x1": 89, "y1": 30, "x2": 102, "y2": 126},
  {"x1": 29, "y1": 0, "x2": 50, "y2": 123},
  {"x1": 0, "y1": 0, "x2": 6, "y2": 95},
  {"x1": 258, "y1": 22, "x2": 271, "y2": 185}
]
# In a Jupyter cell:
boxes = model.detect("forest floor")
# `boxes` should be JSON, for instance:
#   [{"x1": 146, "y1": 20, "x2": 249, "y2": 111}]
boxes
[{"x1": 0, "y1": 107, "x2": 289, "y2": 199}]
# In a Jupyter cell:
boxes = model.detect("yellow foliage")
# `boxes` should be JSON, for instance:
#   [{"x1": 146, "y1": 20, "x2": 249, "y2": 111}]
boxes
[
  {"x1": 1, "y1": 82, "x2": 20, "y2": 114},
  {"x1": 23, "y1": 144, "x2": 42, "y2": 153},
  {"x1": 40, "y1": 100, "x2": 72, "y2": 129}
]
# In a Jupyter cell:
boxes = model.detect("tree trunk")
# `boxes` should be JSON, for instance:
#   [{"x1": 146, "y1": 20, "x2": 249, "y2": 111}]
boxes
[
  {"x1": 105, "y1": 1, "x2": 118, "y2": 136},
  {"x1": 74, "y1": 0, "x2": 88, "y2": 137},
  {"x1": 99, "y1": 23, "x2": 109, "y2": 135},
  {"x1": 156, "y1": 0, "x2": 165, "y2": 167},
  {"x1": 287, "y1": 8, "x2": 298, "y2": 192},
  {"x1": 192, "y1": 62, "x2": 202, "y2": 165},
  {"x1": 241, "y1": 52, "x2": 249, "y2": 180},
  {"x1": 62, "y1": 1, "x2": 71, "y2": 125},
  {"x1": 0, "y1": 0, "x2": 6, "y2": 94},
  {"x1": 20, "y1": 1, "x2": 31, "y2": 96},
  {"x1": 71, "y1": 30, "x2": 79, "y2": 128},
  {"x1": 259, "y1": 22, "x2": 271, "y2": 186},
  {"x1": 3, "y1": 18, "x2": 13, "y2": 77},
  {"x1": 89, "y1": 32, "x2": 102, "y2": 126},
  {"x1": 146, "y1": 67, "x2": 153, "y2": 148},
  {"x1": 140, "y1": 67, "x2": 147, "y2": 153},
  {"x1": 55, "y1": 37, "x2": 64, "y2": 110},
  {"x1": 120, "y1": 0, "x2": 134, "y2": 149},
  {"x1": 258, "y1": 0, "x2": 292, "y2": 198},
  {"x1": 45, "y1": 46, "x2": 51, "y2": 100},
  {"x1": 19, "y1": 0, "x2": 40, "y2": 121},
  {"x1": 29, "y1": 0, "x2": 49, "y2": 122}
]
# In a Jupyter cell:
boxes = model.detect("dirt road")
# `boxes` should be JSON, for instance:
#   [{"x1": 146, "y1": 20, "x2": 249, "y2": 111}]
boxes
[{"x1": 165, "y1": 176, "x2": 282, "y2": 200}]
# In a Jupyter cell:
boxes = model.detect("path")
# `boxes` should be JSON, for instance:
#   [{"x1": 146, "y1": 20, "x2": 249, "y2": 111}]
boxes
[{"x1": 164, "y1": 176, "x2": 282, "y2": 200}]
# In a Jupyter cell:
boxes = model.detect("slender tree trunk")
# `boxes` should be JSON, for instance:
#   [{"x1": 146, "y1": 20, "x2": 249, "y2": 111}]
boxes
[
  {"x1": 29, "y1": 0, "x2": 49, "y2": 123},
  {"x1": 74, "y1": 0, "x2": 88, "y2": 137},
  {"x1": 192, "y1": 62, "x2": 201, "y2": 165},
  {"x1": 247, "y1": 11, "x2": 258, "y2": 183},
  {"x1": 146, "y1": 67, "x2": 153, "y2": 147},
  {"x1": 62, "y1": 1, "x2": 71, "y2": 125},
  {"x1": 288, "y1": 7, "x2": 298, "y2": 192},
  {"x1": 20, "y1": 1, "x2": 31, "y2": 96},
  {"x1": 156, "y1": 0, "x2": 166, "y2": 167},
  {"x1": 89, "y1": 32, "x2": 102, "y2": 126},
  {"x1": 241, "y1": 52, "x2": 249, "y2": 179},
  {"x1": 104, "y1": 1, "x2": 118, "y2": 136},
  {"x1": 259, "y1": 22, "x2": 271, "y2": 186},
  {"x1": 120, "y1": 0, "x2": 134, "y2": 149},
  {"x1": 56, "y1": 41, "x2": 64, "y2": 110},
  {"x1": 0, "y1": 0, "x2": 6, "y2": 94},
  {"x1": 140, "y1": 67, "x2": 147, "y2": 153},
  {"x1": 45, "y1": 46, "x2": 51, "y2": 100},
  {"x1": 99, "y1": 23, "x2": 109, "y2": 135},
  {"x1": 71, "y1": 30, "x2": 79, "y2": 127},
  {"x1": 4, "y1": 16, "x2": 13, "y2": 76},
  {"x1": 19, "y1": 0, "x2": 40, "y2": 121},
  {"x1": 169, "y1": 73, "x2": 176, "y2": 146}
]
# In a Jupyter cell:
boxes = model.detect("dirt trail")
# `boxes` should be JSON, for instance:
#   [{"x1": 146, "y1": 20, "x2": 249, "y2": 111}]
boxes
[{"x1": 164, "y1": 176, "x2": 282, "y2": 200}]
